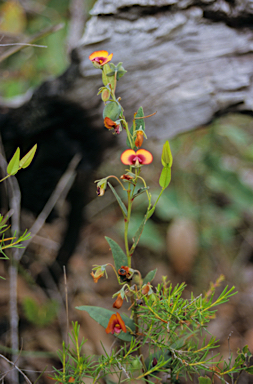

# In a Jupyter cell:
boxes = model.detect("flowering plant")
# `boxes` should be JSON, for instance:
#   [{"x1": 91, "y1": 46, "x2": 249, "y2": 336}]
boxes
[{"x1": 52, "y1": 51, "x2": 253, "y2": 384}]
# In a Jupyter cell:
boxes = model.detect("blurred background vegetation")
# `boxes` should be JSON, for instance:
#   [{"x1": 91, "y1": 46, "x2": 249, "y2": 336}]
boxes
[{"x1": 1, "y1": 0, "x2": 253, "y2": 382}]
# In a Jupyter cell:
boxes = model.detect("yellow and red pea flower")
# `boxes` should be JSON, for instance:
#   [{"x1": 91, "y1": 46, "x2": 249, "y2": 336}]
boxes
[
  {"x1": 105, "y1": 312, "x2": 127, "y2": 335},
  {"x1": 135, "y1": 130, "x2": 144, "y2": 148},
  {"x1": 120, "y1": 149, "x2": 153, "y2": 166},
  {"x1": 113, "y1": 293, "x2": 124, "y2": 309},
  {"x1": 89, "y1": 50, "x2": 113, "y2": 68}
]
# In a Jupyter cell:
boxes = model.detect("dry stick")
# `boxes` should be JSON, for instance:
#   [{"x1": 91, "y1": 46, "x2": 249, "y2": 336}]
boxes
[
  {"x1": 18, "y1": 153, "x2": 82, "y2": 260},
  {"x1": 0, "y1": 354, "x2": 32, "y2": 384},
  {"x1": 0, "y1": 23, "x2": 64, "y2": 63},
  {"x1": 0, "y1": 43, "x2": 47, "y2": 48}
]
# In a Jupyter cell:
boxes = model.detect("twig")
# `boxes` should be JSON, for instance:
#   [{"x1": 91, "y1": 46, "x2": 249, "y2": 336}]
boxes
[
  {"x1": 0, "y1": 43, "x2": 47, "y2": 48},
  {"x1": 18, "y1": 153, "x2": 82, "y2": 260},
  {"x1": 0, "y1": 353, "x2": 32, "y2": 384},
  {"x1": 0, "y1": 23, "x2": 64, "y2": 62}
]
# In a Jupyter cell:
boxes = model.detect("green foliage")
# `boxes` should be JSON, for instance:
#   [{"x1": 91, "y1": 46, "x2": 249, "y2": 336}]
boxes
[
  {"x1": 159, "y1": 166, "x2": 171, "y2": 188},
  {"x1": 56, "y1": 278, "x2": 253, "y2": 383},
  {"x1": 108, "y1": 182, "x2": 127, "y2": 217},
  {"x1": 142, "y1": 269, "x2": 157, "y2": 285},
  {"x1": 22, "y1": 297, "x2": 59, "y2": 327},
  {"x1": 7, "y1": 147, "x2": 20, "y2": 175},
  {"x1": 105, "y1": 237, "x2": 128, "y2": 271}
]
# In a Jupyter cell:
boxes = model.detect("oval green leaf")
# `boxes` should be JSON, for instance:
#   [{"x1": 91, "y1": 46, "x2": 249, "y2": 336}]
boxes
[
  {"x1": 105, "y1": 236, "x2": 128, "y2": 271},
  {"x1": 159, "y1": 166, "x2": 171, "y2": 189},
  {"x1": 143, "y1": 269, "x2": 157, "y2": 285},
  {"x1": 7, "y1": 147, "x2": 20, "y2": 175},
  {"x1": 108, "y1": 182, "x2": 127, "y2": 217},
  {"x1": 19, "y1": 144, "x2": 37, "y2": 169}
]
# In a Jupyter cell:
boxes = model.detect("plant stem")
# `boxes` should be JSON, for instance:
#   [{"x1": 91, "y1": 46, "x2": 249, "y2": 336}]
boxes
[{"x1": 125, "y1": 187, "x2": 132, "y2": 267}]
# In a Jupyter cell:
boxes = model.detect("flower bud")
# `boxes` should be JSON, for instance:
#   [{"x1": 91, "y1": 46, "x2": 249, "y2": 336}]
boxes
[
  {"x1": 101, "y1": 89, "x2": 110, "y2": 101},
  {"x1": 135, "y1": 130, "x2": 144, "y2": 148},
  {"x1": 161, "y1": 140, "x2": 173, "y2": 167},
  {"x1": 96, "y1": 178, "x2": 108, "y2": 196},
  {"x1": 113, "y1": 293, "x2": 124, "y2": 309},
  {"x1": 91, "y1": 267, "x2": 105, "y2": 283}
]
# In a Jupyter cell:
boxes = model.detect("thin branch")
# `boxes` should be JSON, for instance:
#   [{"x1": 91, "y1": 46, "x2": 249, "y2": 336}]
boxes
[
  {"x1": 0, "y1": 23, "x2": 64, "y2": 62},
  {"x1": 0, "y1": 43, "x2": 47, "y2": 48},
  {"x1": 18, "y1": 153, "x2": 82, "y2": 260},
  {"x1": 0, "y1": 354, "x2": 32, "y2": 384}
]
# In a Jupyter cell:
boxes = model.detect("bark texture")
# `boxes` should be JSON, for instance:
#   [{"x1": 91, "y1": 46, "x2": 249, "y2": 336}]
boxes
[
  {"x1": 1, "y1": 0, "x2": 253, "y2": 281},
  {"x1": 74, "y1": 0, "x2": 253, "y2": 139}
]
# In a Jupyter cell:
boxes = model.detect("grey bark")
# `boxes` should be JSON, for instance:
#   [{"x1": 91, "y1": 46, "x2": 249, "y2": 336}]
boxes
[
  {"x1": 70, "y1": 0, "x2": 253, "y2": 139},
  {"x1": 2, "y1": 0, "x2": 253, "y2": 139}
]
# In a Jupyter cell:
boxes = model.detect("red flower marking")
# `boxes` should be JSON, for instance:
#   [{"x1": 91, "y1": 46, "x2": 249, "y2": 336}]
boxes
[
  {"x1": 120, "y1": 149, "x2": 153, "y2": 166},
  {"x1": 105, "y1": 312, "x2": 127, "y2": 335}
]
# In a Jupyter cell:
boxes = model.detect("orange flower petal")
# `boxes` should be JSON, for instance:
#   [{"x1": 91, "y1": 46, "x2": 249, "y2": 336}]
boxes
[
  {"x1": 136, "y1": 149, "x2": 153, "y2": 164},
  {"x1": 105, "y1": 53, "x2": 113, "y2": 63},
  {"x1": 116, "y1": 312, "x2": 127, "y2": 333},
  {"x1": 89, "y1": 50, "x2": 109, "y2": 60},
  {"x1": 120, "y1": 149, "x2": 136, "y2": 165},
  {"x1": 105, "y1": 314, "x2": 117, "y2": 334},
  {"x1": 104, "y1": 117, "x2": 116, "y2": 129}
]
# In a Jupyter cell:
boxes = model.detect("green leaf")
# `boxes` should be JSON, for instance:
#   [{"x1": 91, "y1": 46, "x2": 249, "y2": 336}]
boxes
[
  {"x1": 143, "y1": 269, "x2": 157, "y2": 285},
  {"x1": 102, "y1": 64, "x2": 115, "y2": 89},
  {"x1": 161, "y1": 140, "x2": 173, "y2": 167},
  {"x1": 159, "y1": 166, "x2": 171, "y2": 188},
  {"x1": 108, "y1": 182, "x2": 127, "y2": 217},
  {"x1": 132, "y1": 187, "x2": 149, "y2": 200},
  {"x1": 105, "y1": 236, "x2": 128, "y2": 271},
  {"x1": 7, "y1": 147, "x2": 20, "y2": 175},
  {"x1": 198, "y1": 377, "x2": 212, "y2": 384},
  {"x1": 19, "y1": 144, "x2": 37, "y2": 169},
  {"x1": 75, "y1": 306, "x2": 135, "y2": 342},
  {"x1": 245, "y1": 366, "x2": 253, "y2": 374},
  {"x1": 135, "y1": 106, "x2": 145, "y2": 132}
]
